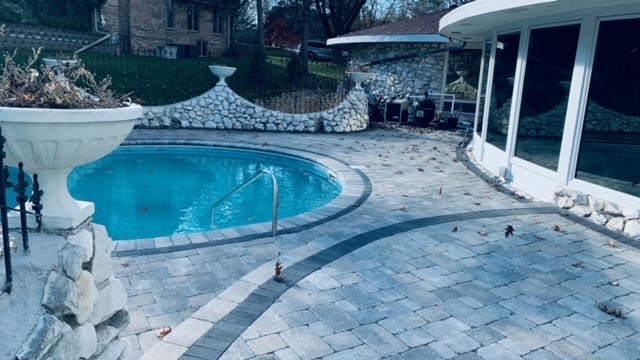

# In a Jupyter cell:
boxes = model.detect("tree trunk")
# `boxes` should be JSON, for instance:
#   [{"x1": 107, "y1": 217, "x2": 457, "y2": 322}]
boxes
[
  {"x1": 300, "y1": 0, "x2": 309, "y2": 74},
  {"x1": 257, "y1": 0, "x2": 265, "y2": 48}
]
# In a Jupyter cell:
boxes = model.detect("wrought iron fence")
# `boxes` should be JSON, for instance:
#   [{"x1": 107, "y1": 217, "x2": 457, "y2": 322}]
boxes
[
  {"x1": 0, "y1": 128, "x2": 43, "y2": 294},
  {"x1": 1, "y1": 44, "x2": 352, "y2": 111}
]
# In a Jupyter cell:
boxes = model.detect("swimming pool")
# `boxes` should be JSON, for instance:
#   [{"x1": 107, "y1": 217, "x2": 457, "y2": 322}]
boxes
[{"x1": 68, "y1": 146, "x2": 342, "y2": 240}]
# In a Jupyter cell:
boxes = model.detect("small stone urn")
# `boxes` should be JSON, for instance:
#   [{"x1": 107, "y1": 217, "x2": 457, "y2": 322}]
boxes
[
  {"x1": 348, "y1": 72, "x2": 373, "y2": 90},
  {"x1": 209, "y1": 65, "x2": 237, "y2": 86}
]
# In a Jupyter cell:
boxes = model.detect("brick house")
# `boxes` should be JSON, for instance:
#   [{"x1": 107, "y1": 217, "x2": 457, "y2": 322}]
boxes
[{"x1": 100, "y1": 0, "x2": 239, "y2": 57}]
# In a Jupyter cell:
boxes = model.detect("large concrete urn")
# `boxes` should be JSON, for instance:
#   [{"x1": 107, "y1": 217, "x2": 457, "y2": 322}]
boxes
[{"x1": 0, "y1": 104, "x2": 143, "y2": 229}]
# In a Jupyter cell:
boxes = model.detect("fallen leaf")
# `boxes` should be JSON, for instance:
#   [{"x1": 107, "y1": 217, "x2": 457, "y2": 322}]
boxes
[
  {"x1": 607, "y1": 240, "x2": 617, "y2": 248},
  {"x1": 609, "y1": 280, "x2": 619, "y2": 286},
  {"x1": 504, "y1": 225, "x2": 515, "y2": 238},
  {"x1": 418, "y1": 168, "x2": 424, "y2": 172},
  {"x1": 597, "y1": 303, "x2": 625, "y2": 318},
  {"x1": 452, "y1": 226, "x2": 458, "y2": 233},
  {"x1": 553, "y1": 224, "x2": 562, "y2": 232},
  {"x1": 478, "y1": 231, "x2": 488, "y2": 236},
  {"x1": 572, "y1": 262, "x2": 585, "y2": 268},
  {"x1": 120, "y1": 261, "x2": 130, "y2": 268},
  {"x1": 156, "y1": 327, "x2": 172, "y2": 338}
]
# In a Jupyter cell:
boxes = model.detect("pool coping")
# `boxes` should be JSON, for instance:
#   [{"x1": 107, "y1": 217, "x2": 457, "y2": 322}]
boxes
[{"x1": 111, "y1": 139, "x2": 372, "y2": 257}]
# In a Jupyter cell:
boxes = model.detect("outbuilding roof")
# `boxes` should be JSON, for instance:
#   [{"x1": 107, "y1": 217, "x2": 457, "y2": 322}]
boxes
[{"x1": 328, "y1": 10, "x2": 452, "y2": 47}]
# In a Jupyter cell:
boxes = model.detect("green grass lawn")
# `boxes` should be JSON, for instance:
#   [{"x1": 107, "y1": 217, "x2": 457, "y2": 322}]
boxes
[{"x1": 1, "y1": 49, "x2": 347, "y2": 106}]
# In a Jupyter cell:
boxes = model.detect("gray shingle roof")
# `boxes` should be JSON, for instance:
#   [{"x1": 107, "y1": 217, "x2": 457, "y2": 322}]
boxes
[{"x1": 337, "y1": 10, "x2": 450, "y2": 38}]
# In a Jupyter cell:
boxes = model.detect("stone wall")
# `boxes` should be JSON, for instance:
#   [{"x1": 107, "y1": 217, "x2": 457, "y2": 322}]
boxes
[
  {"x1": 347, "y1": 43, "x2": 446, "y2": 106},
  {"x1": 3, "y1": 224, "x2": 130, "y2": 360},
  {"x1": 138, "y1": 81, "x2": 370, "y2": 133},
  {"x1": 554, "y1": 187, "x2": 640, "y2": 239}
]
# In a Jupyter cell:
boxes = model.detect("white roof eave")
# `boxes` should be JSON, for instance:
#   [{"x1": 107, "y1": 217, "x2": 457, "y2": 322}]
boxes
[
  {"x1": 440, "y1": 0, "x2": 640, "y2": 41},
  {"x1": 327, "y1": 34, "x2": 451, "y2": 48}
]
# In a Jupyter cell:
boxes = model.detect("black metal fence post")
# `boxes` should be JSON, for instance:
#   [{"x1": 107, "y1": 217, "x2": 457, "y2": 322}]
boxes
[
  {"x1": 30, "y1": 174, "x2": 43, "y2": 232},
  {"x1": 15, "y1": 162, "x2": 29, "y2": 252},
  {"x1": 0, "y1": 128, "x2": 12, "y2": 293}
]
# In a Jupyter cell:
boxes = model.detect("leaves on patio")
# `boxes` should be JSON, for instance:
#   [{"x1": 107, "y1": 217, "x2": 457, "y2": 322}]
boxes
[
  {"x1": 607, "y1": 240, "x2": 617, "y2": 248},
  {"x1": 552, "y1": 224, "x2": 563, "y2": 232},
  {"x1": 572, "y1": 262, "x2": 585, "y2": 268},
  {"x1": 452, "y1": 226, "x2": 458, "y2": 233},
  {"x1": 504, "y1": 225, "x2": 515, "y2": 238},
  {"x1": 597, "y1": 303, "x2": 625, "y2": 318},
  {"x1": 478, "y1": 231, "x2": 488, "y2": 237},
  {"x1": 156, "y1": 326, "x2": 172, "y2": 338}
]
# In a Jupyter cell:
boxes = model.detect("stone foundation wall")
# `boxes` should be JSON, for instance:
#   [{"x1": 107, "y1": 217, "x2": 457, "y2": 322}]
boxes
[
  {"x1": 554, "y1": 187, "x2": 640, "y2": 239},
  {"x1": 348, "y1": 43, "x2": 445, "y2": 105},
  {"x1": 7, "y1": 224, "x2": 130, "y2": 360},
  {"x1": 138, "y1": 83, "x2": 370, "y2": 133}
]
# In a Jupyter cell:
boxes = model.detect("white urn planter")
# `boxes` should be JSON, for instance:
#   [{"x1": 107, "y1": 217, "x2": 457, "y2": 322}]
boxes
[
  {"x1": 209, "y1": 65, "x2": 236, "y2": 86},
  {"x1": 0, "y1": 104, "x2": 143, "y2": 230},
  {"x1": 348, "y1": 72, "x2": 373, "y2": 90}
]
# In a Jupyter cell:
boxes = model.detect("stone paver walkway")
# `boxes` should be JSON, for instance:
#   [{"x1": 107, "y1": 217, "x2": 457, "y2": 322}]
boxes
[{"x1": 114, "y1": 126, "x2": 640, "y2": 360}]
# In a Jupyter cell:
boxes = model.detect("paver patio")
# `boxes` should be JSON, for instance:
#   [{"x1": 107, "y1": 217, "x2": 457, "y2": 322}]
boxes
[{"x1": 114, "y1": 126, "x2": 639, "y2": 360}]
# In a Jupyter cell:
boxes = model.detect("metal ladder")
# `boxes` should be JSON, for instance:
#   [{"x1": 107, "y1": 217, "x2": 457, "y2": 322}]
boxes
[{"x1": 210, "y1": 169, "x2": 279, "y2": 237}]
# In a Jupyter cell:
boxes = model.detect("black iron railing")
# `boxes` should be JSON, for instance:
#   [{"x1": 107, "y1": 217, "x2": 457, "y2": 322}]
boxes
[{"x1": 0, "y1": 127, "x2": 42, "y2": 294}]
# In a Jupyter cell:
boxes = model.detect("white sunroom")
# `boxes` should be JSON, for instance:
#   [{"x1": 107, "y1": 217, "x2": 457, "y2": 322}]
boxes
[{"x1": 440, "y1": 0, "x2": 640, "y2": 222}]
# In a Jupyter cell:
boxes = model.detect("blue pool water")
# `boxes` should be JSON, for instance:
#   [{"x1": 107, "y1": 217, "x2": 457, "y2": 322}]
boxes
[{"x1": 67, "y1": 146, "x2": 342, "y2": 240}]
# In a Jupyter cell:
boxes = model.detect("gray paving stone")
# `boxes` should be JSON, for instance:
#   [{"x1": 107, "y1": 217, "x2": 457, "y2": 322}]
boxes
[
  {"x1": 396, "y1": 327, "x2": 435, "y2": 347},
  {"x1": 352, "y1": 323, "x2": 409, "y2": 357},
  {"x1": 476, "y1": 343, "x2": 523, "y2": 360},
  {"x1": 401, "y1": 346, "x2": 444, "y2": 360},
  {"x1": 280, "y1": 326, "x2": 333, "y2": 359},
  {"x1": 323, "y1": 331, "x2": 363, "y2": 352},
  {"x1": 246, "y1": 334, "x2": 286, "y2": 355},
  {"x1": 280, "y1": 309, "x2": 318, "y2": 328}
]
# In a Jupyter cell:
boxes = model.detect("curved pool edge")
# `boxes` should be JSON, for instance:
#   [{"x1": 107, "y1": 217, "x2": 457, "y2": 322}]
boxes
[{"x1": 111, "y1": 139, "x2": 372, "y2": 257}]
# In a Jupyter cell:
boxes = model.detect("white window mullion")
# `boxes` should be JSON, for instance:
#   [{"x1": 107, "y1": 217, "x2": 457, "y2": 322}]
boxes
[{"x1": 556, "y1": 15, "x2": 597, "y2": 185}]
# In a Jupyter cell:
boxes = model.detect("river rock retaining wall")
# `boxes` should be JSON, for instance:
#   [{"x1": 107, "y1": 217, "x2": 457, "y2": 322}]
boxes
[
  {"x1": 6, "y1": 224, "x2": 130, "y2": 360},
  {"x1": 554, "y1": 187, "x2": 640, "y2": 239},
  {"x1": 137, "y1": 83, "x2": 369, "y2": 133}
]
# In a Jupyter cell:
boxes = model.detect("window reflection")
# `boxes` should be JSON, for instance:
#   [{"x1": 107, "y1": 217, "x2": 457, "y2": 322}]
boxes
[
  {"x1": 486, "y1": 33, "x2": 520, "y2": 150},
  {"x1": 514, "y1": 24, "x2": 580, "y2": 171},
  {"x1": 576, "y1": 18, "x2": 640, "y2": 197}
]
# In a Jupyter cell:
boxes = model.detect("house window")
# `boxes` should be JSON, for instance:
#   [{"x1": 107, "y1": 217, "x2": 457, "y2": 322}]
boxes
[
  {"x1": 575, "y1": 17, "x2": 640, "y2": 197},
  {"x1": 214, "y1": 11, "x2": 227, "y2": 34},
  {"x1": 166, "y1": 0, "x2": 174, "y2": 28},
  {"x1": 197, "y1": 40, "x2": 207, "y2": 57},
  {"x1": 514, "y1": 24, "x2": 580, "y2": 171},
  {"x1": 187, "y1": 4, "x2": 199, "y2": 31}
]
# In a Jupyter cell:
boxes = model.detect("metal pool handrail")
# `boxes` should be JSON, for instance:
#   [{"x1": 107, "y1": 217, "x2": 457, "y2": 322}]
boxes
[{"x1": 210, "y1": 169, "x2": 279, "y2": 238}]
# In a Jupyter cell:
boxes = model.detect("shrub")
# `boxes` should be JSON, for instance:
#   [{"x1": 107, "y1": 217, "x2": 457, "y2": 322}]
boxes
[{"x1": 249, "y1": 47, "x2": 268, "y2": 86}]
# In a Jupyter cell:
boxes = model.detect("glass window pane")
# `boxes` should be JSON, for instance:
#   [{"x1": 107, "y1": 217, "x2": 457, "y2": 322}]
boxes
[
  {"x1": 487, "y1": 33, "x2": 520, "y2": 150},
  {"x1": 476, "y1": 38, "x2": 492, "y2": 136},
  {"x1": 514, "y1": 24, "x2": 580, "y2": 171},
  {"x1": 575, "y1": 18, "x2": 640, "y2": 197}
]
